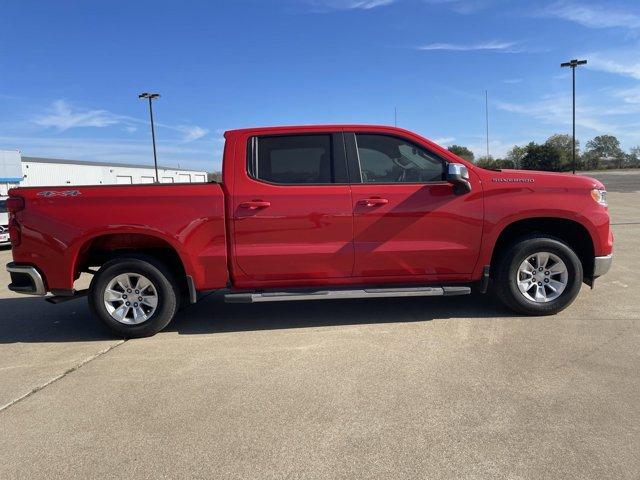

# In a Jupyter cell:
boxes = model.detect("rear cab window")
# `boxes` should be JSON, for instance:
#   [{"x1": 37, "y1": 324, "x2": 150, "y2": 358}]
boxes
[{"x1": 248, "y1": 133, "x2": 348, "y2": 185}]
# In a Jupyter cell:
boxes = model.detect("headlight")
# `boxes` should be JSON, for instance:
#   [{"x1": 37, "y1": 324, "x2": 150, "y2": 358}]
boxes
[{"x1": 590, "y1": 188, "x2": 607, "y2": 206}]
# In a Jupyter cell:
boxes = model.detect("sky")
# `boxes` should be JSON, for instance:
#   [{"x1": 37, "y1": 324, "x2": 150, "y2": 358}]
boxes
[{"x1": 1, "y1": 0, "x2": 639, "y2": 171}]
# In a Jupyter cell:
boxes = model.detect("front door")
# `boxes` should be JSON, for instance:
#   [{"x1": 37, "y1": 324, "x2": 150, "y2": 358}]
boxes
[
  {"x1": 232, "y1": 132, "x2": 354, "y2": 283},
  {"x1": 347, "y1": 132, "x2": 483, "y2": 278}
]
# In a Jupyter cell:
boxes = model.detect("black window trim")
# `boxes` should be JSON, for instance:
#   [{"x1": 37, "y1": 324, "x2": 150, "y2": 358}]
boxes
[
  {"x1": 345, "y1": 132, "x2": 450, "y2": 185},
  {"x1": 247, "y1": 132, "x2": 350, "y2": 186}
]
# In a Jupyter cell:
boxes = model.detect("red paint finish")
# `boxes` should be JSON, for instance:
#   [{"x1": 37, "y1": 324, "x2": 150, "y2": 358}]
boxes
[
  {"x1": 471, "y1": 169, "x2": 613, "y2": 280},
  {"x1": 231, "y1": 181, "x2": 354, "y2": 282},
  {"x1": 351, "y1": 181, "x2": 484, "y2": 277},
  {"x1": 8, "y1": 124, "x2": 613, "y2": 296},
  {"x1": 9, "y1": 184, "x2": 228, "y2": 291},
  {"x1": 225, "y1": 128, "x2": 354, "y2": 285}
]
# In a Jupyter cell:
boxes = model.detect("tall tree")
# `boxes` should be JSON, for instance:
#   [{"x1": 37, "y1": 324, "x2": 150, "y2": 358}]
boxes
[
  {"x1": 505, "y1": 145, "x2": 527, "y2": 169},
  {"x1": 207, "y1": 172, "x2": 222, "y2": 182},
  {"x1": 447, "y1": 145, "x2": 474, "y2": 162},
  {"x1": 520, "y1": 142, "x2": 563, "y2": 172},
  {"x1": 626, "y1": 146, "x2": 640, "y2": 168},
  {"x1": 475, "y1": 156, "x2": 496, "y2": 169},
  {"x1": 545, "y1": 134, "x2": 579, "y2": 171},
  {"x1": 585, "y1": 135, "x2": 624, "y2": 169}
]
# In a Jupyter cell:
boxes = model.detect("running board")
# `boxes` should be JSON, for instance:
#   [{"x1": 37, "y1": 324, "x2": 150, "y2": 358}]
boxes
[{"x1": 224, "y1": 286, "x2": 471, "y2": 304}]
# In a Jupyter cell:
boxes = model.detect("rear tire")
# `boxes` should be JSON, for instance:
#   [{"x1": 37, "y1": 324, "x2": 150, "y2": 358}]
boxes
[
  {"x1": 88, "y1": 256, "x2": 179, "y2": 338},
  {"x1": 494, "y1": 235, "x2": 583, "y2": 316}
]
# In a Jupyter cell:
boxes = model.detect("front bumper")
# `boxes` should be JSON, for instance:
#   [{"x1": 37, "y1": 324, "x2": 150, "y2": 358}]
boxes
[
  {"x1": 593, "y1": 254, "x2": 613, "y2": 278},
  {"x1": 6, "y1": 262, "x2": 47, "y2": 296}
]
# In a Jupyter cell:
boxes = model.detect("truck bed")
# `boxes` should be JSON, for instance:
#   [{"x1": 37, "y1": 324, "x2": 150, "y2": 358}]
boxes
[{"x1": 9, "y1": 182, "x2": 229, "y2": 292}]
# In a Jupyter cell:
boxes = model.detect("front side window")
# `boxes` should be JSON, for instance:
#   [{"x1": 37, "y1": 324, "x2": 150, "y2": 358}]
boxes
[
  {"x1": 355, "y1": 134, "x2": 445, "y2": 183},
  {"x1": 250, "y1": 135, "x2": 334, "y2": 184}
]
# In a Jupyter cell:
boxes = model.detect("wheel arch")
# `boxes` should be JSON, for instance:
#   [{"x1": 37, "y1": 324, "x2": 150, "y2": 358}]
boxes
[
  {"x1": 490, "y1": 217, "x2": 596, "y2": 279},
  {"x1": 72, "y1": 231, "x2": 192, "y2": 296}
]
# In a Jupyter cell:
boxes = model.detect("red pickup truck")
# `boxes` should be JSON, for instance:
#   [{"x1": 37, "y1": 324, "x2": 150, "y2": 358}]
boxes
[{"x1": 6, "y1": 125, "x2": 613, "y2": 337}]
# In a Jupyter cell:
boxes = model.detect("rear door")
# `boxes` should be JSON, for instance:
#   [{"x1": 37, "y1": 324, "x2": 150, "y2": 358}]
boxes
[
  {"x1": 231, "y1": 132, "x2": 354, "y2": 283},
  {"x1": 347, "y1": 132, "x2": 483, "y2": 278}
]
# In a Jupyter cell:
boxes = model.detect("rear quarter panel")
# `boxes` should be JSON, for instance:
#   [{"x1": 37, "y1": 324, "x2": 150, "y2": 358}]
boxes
[{"x1": 10, "y1": 183, "x2": 228, "y2": 291}]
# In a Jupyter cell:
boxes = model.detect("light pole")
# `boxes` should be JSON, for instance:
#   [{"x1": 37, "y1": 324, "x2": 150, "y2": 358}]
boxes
[
  {"x1": 560, "y1": 59, "x2": 587, "y2": 174},
  {"x1": 139, "y1": 92, "x2": 161, "y2": 182}
]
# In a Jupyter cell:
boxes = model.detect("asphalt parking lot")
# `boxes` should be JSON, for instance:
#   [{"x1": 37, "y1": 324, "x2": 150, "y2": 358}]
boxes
[{"x1": 0, "y1": 171, "x2": 638, "y2": 479}]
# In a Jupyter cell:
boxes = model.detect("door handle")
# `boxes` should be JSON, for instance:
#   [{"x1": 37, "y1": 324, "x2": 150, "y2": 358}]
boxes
[
  {"x1": 359, "y1": 198, "x2": 389, "y2": 207},
  {"x1": 239, "y1": 200, "x2": 271, "y2": 210}
]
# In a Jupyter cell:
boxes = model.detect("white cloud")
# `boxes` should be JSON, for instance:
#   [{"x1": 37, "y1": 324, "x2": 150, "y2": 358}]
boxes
[
  {"x1": 32, "y1": 99, "x2": 210, "y2": 143},
  {"x1": 503, "y1": 78, "x2": 523, "y2": 84},
  {"x1": 545, "y1": 1, "x2": 640, "y2": 30},
  {"x1": 34, "y1": 100, "x2": 121, "y2": 131},
  {"x1": 465, "y1": 138, "x2": 520, "y2": 160},
  {"x1": 612, "y1": 86, "x2": 640, "y2": 105},
  {"x1": 433, "y1": 136, "x2": 455, "y2": 145},
  {"x1": 422, "y1": 0, "x2": 496, "y2": 14},
  {"x1": 175, "y1": 125, "x2": 209, "y2": 142},
  {"x1": 495, "y1": 84, "x2": 640, "y2": 135},
  {"x1": 306, "y1": 0, "x2": 395, "y2": 10},
  {"x1": 496, "y1": 94, "x2": 615, "y2": 132},
  {"x1": 417, "y1": 40, "x2": 519, "y2": 52},
  {"x1": 584, "y1": 52, "x2": 640, "y2": 80}
]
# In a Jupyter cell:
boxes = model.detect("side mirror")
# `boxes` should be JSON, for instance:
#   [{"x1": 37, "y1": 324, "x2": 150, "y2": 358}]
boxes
[{"x1": 446, "y1": 163, "x2": 472, "y2": 195}]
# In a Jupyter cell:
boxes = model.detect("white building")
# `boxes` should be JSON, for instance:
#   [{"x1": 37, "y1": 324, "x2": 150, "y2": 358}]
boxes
[{"x1": 0, "y1": 151, "x2": 209, "y2": 197}]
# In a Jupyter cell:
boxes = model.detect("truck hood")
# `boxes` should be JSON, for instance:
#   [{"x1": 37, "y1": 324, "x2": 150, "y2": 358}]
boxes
[{"x1": 480, "y1": 168, "x2": 605, "y2": 190}]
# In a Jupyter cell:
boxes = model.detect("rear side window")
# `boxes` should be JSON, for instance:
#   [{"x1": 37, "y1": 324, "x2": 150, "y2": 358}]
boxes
[
  {"x1": 355, "y1": 134, "x2": 445, "y2": 183},
  {"x1": 249, "y1": 134, "x2": 339, "y2": 184},
  {"x1": 0, "y1": 200, "x2": 6, "y2": 213}
]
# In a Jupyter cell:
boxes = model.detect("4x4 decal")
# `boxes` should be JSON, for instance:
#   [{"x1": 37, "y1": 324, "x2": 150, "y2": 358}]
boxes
[{"x1": 37, "y1": 190, "x2": 82, "y2": 197}]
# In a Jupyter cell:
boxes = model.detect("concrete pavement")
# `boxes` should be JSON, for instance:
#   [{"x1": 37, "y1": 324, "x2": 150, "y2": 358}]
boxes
[{"x1": 0, "y1": 172, "x2": 638, "y2": 479}]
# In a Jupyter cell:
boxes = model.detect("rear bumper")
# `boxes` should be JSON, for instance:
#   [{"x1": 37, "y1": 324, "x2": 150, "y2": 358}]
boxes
[
  {"x1": 593, "y1": 254, "x2": 613, "y2": 278},
  {"x1": 6, "y1": 262, "x2": 47, "y2": 296}
]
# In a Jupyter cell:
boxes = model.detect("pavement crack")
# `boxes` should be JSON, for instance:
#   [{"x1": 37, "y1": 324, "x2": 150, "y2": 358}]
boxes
[{"x1": 0, "y1": 340, "x2": 126, "y2": 414}]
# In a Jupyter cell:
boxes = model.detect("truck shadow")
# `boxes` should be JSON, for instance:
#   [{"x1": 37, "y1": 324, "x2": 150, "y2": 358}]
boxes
[
  {"x1": 169, "y1": 293, "x2": 514, "y2": 335},
  {"x1": 0, "y1": 292, "x2": 515, "y2": 343}
]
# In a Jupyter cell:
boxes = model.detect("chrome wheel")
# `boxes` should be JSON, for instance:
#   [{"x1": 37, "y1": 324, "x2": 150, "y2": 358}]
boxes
[
  {"x1": 103, "y1": 273, "x2": 159, "y2": 325},
  {"x1": 517, "y1": 252, "x2": 568, "y2": 303}
]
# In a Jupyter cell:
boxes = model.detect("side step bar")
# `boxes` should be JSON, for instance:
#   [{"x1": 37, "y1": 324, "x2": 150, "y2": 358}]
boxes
[{"x1": 225, "y1": 286, "x2": 471, "y2": 304}]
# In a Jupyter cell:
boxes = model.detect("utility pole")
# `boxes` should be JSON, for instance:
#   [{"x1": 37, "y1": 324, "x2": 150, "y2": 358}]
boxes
[
  {"x1": 560, "y1": 59, "x2": 587, "y2": 174},
  {"x1": 485, "y1": 90, "x2": 490, "y2": 159},
  {"x1": 139, "y1": 92, "x2": 161, "y2": 182}
]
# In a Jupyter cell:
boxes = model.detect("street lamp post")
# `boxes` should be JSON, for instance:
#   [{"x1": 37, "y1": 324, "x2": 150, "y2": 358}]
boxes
[
  {"x1": 560, "y1": 59, "x2": 587, "y2": 174},
  {"x1": 138, "y1": 92, "x2": 161, "y2": 182}
]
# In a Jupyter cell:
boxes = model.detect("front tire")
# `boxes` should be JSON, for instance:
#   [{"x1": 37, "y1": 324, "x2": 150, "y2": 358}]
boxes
[
  {"x1": 494, "y1": 235, "x2": 583, "y2": 316},
  {"x1": 88, "y1": 256, "x2": 179, "y2": 338}
]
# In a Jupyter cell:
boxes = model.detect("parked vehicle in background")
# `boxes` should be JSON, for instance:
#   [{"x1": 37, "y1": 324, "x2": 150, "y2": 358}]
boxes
[
  {"x1": 5, "y1": 125, "x2": 613, "y2": 337},
  {"x1": 0, "y1": 197, "x2": 10, "y2": 246}
]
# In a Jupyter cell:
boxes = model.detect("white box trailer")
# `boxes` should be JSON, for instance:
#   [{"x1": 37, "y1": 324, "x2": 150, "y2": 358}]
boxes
[{"x1": 20, "y1": 157, "x2": 208, "y2": 187}]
